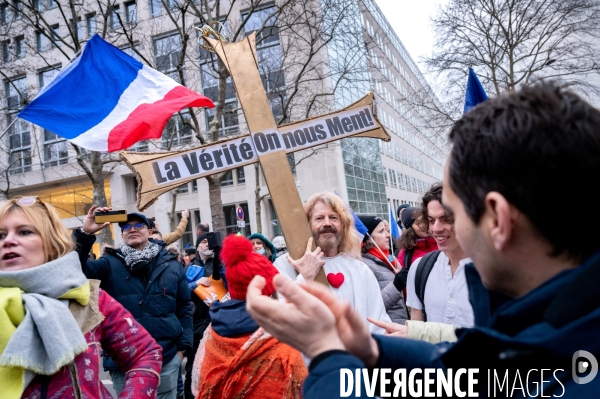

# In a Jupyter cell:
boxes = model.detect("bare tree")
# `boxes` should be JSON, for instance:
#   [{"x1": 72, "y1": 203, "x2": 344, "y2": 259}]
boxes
[{"x1": 421, "y1": 0, "x2": 600, "y2": 122}]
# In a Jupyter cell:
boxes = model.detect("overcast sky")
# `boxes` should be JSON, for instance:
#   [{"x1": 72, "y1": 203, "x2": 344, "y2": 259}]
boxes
[{"x1": 374, "y1": 0, "x2": 448, "y2": 73}]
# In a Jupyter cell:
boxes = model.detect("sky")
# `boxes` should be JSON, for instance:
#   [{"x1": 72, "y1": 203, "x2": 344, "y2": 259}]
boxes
[{"x1": 374, "y1": 0, "x2": 448, "y2": 73}]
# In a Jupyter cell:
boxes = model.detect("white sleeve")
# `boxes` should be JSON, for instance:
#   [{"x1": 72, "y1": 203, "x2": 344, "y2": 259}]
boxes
[
  {"x1": 273, "y1": 255, "x2": 304, "y2": 282},
  {"x1": 362, "y1": 265, "x2": 391, "y2": 334},
  {"x1": 405, "y1": 257, "x2": 423, "y2": 310}
]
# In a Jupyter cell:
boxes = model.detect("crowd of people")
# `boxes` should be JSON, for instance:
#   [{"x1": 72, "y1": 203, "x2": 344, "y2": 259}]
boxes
[{"x1": 1, "y1": 81, "x2": 598, "y2": 399}]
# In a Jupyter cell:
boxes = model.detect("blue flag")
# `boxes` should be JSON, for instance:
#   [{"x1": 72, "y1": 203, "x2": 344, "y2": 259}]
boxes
[
  {"x1": 463, "y1": 68, "x2": 488, "y2": 113},
  {"x1": 388, "y1": 204, "x2": 400, "y2": 240}
]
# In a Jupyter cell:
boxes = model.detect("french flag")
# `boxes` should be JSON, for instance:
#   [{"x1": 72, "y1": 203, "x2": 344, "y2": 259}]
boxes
[{"x1": 19, "y1": 34, "x2": 214, "y2": 152}]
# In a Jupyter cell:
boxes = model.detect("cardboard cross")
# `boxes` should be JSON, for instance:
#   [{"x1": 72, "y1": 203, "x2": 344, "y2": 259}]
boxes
[{"x1": 121, "y1": 32, "x2": 390, "y2": 285}]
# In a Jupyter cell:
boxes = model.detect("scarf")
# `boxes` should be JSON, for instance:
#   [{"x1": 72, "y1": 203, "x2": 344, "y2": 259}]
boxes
[
  {"x1": 120, "y1": 241, "x2": 160, "y2": 272},
  {"x1": 0, "y1": 252, "x2": 91, "y2": 399},
  {"x1": 367, "y1": 247, "x2": 399, "y2": 273}
]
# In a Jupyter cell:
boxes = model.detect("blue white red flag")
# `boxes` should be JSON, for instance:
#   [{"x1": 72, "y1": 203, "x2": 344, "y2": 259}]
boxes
[
  {"x1": 18, "y1": 34, "x2": 214, "y2": 152},
  {"x1": 463, "y1": 68, "x2": 488, "y2": 114},
  {"x1": 388, "y1": 203, "x2": 400, "y2": 240}
]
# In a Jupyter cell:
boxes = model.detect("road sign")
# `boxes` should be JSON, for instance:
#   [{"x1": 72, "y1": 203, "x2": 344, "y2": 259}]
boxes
[
  {"x1": 237, "y1": 220, "x2": 246, "y2": 228},
  {"x1": 236, "y1": 206, "x2": 244, "y2": 221}
]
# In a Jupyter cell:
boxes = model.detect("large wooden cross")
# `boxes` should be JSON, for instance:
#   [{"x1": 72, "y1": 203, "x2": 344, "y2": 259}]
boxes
[{"x1": 121, "y1": 32, "x2": 390, "y2": 285}]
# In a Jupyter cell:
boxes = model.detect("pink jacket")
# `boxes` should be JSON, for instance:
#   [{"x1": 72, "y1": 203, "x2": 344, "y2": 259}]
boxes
[{"x1": 22, "y1": 287, "x2": 162, "y2": 399}]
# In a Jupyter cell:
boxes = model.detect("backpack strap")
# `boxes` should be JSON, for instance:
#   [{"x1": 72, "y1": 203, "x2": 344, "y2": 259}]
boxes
[
  {"x1": 414, "y1": 250, "x2": 441, "y2": 321},
  {"x1": 403, "y1": 249, "x2": 414, "y2": 270}
]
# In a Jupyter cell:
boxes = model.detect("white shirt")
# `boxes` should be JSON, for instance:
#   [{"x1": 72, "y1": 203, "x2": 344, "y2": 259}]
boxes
[
  {"x1": 406, "y1": 252, "x2": 474, "y2": 328},
  {"x1": 274, "y1": 253, "x2": 391, "y2": 334}
]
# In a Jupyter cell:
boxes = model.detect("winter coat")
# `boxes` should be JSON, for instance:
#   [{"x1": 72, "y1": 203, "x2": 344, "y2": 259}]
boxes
[
  {"x1": 303, "y1": 252, "x2": 600, "y2": 398},
  {"x1": 73, "y1": 229, "x2": 193, "y2": 367},
  {"x1": 398, "y1": 236, "x2": 438, "y2": 268},
  {"x1": 361, "y1": 253, "x2": 408, "y2": 324},
  {"x1": 191, "y1": 300, "x2": 307, "y2": 399},
  {"x1": 162, "y1": 217, "x2": 188, "y2": 246},
  {"x1": 22, "y1": 281, "x2": 162, "y2": 399}
]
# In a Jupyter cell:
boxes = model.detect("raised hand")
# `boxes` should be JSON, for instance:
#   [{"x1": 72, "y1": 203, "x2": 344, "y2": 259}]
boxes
[
  {"x1": 286, "y1": 237, "x2": 325, "y2": 282},
  {"x1": 182, "y1": 209, "x2": 190, "y2": 219},
  {"x1": 82, "y1": 205, "x2": 112, "y2": 235}
]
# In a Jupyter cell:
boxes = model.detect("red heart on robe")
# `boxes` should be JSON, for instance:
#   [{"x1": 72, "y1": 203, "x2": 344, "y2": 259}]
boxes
[{"x1": 326, "y1": 272, "x2": 345, "y2": 288}]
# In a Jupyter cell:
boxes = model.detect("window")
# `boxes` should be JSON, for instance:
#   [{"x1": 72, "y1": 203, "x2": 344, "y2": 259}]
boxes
[
  {"x1": 154, "y1": 33, "x2": 182, "y2": 82},
  {"x1": 70, "y1": 18, "x2": 83, "y2": 41},
  {"x1": 162, "y1": 111, "x2": 192, "y2": 148},
  {"x1": 110, "y1": 5, "x2": 120, "y2": 29},
  {"x1": 176, "y1": 183, "x2": 188, "y2": 194},
  {"x1": 149, "y1": 0, "x2": 161, "y2": 17},
  {"x1": 38, "y1": 66, "x2": 60, "y2": 88},
  {"x1": 36, "y1": 31, "x2": 47, "y2": 51},
  {"x1": 268, "y1": 199, "x2": 281, "y2": 237},
  {"x1": 205, "y1": 101, "x2": 239, "y2": 138},
  {"x1": 50, "y1": 24, "x2": 60, "y2": 48},
  {"x1": 1, "y1": 40, "x2": 10, "y2": 63},
  {"x1": 223, "y1": 203, "x2": 250, "y2": 236},
  {"x1": 121, "y1": 42, "x2": 141, "y2": 61},
  {"x1": 15, "y1": 36, "x2": 24, "y2": 58},
  {"x1": 5, "y1": 76, "x2": 27, "y2": 110},
  {"x1": 221, "y1": 170, "x2": 233, "y2": 186},
  {"x1": 389, "y1": 169, "x2": 396, "y2": 188},
  {"x1": 43, "y1": 130, "x2": 68, "y2": 167},
  {"x1": 191, "y1": 179, "x2": 198, "y2": 192},
  {"x1": 86, "y1": 14, "x2": 96, "y2": 38},
  {"x1": 0, "y1": 3, "x2": 9, "y2": 25},
  {"x1": 176, "y1": 211, "x2": 193, "y2": 248},
  {"x1": 397, "y1": 172, "x2": 405, "y2": 190},
  {"x1": 383, "y1": 167, "x2": 388, "y2": 185},
  {"x1": 287, "y1": 153, "x2": 296, "y2": 175},
  {"x1": 243, "y1": 6, "x2": 279, "y2": 47},
  {"x1": 6, "y1": 115, "x2": 31, "y2": 174},
  {"x1": 236, "y1": 167, "x2": 245, "y2": 184},
  {"x1": 12, "y1": 0, "x2": 21, "y2": 20},
  {"x1": 125, "y1": 1, "x2": 136, "y2": 23}
]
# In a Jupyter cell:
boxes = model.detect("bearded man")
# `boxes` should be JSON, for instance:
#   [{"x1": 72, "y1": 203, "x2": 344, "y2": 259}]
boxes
[{"x1": 274, "y1": 191, "x2": 390, "y2": 332}]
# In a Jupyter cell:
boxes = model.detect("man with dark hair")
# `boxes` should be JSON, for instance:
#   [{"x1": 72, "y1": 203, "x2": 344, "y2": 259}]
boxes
[
  {"x1": 245, "y1": 82, "x2": 600, "y2": 397},
  {"x1": 405, "y1": 183, "x2": 472, "y2": 327}
]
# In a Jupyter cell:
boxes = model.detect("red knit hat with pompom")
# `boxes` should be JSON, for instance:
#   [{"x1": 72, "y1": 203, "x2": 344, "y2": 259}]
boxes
[{"x1": 221, "y1": 234, "x2": 279, "y2": 300}]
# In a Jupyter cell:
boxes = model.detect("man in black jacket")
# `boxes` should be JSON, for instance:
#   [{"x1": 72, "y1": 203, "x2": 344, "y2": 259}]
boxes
[{"x1": 74, "y1": 209, "x2": 193, "y2": 399}]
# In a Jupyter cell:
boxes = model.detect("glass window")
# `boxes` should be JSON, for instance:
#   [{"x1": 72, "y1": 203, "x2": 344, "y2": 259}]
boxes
[
  {"x1": 125, "y1": 1, "x2": 136, "y2": 24},
  {"x1": 70, "y1": 18, "x2": 83, "y2": 41},
  {"x1": 149, "y1": 0, "x2": 162, "y2": 17},
  {"x1": 15, "y1": 36, "x2": 24, "y2": 58},
  {"x1": 110, "y1": 5, "x2": 120, "y2": 29},
  {"x1": 0, "y1": 3, "x2": 9, "y2": 25},
  {"x1": 36, "y1": 31, "x2": 46, "y2": 51},
  {"x1": 51, "y1": 24, "x2": 60, "y2": 47},
  {"x1": 221, "y1": 170, "x2": 233, "y2": 186},
  {"x1": 176, "y1": 211, "x2": 193, "y2": 248},
  {"x1": 236, "y1": 166, "x2": 245, "y2": 184},
  {"x1": 154, "y1": 33, "x2": 182, "y2": 82},
  {"x1": 269, "y1": 199, "x2": 282, "y2": 237},
  {"x1": 6, "y1": 115, "x2": 31, "y2": 175},
  {"x1": 162, "y1": 110, "x2": 192, "y2": 148},
  {"x1": 38, "y1": 66, "x2": 60, "y2": 88},
  {"x1": 177, "y1": 183, "x2": 188, "y2": 194},
  {"x1": 43, "y1": 130, "x2": 68, "y2": 167},
  {"x1": 1, "y1": 40, "x2": 10, "y2": 63},
  {"x1": 5, "y1": 76, "x2": 27, "y2": 110},
  {"x1": 242, "y1": 6, "x2": 279, "y2": 47},
  {"x1": 121, "y1": 42, "x2": 141, "y2": 61},
  {"x1": 205, "y1": 101, "x2": 239, "y2": 138},
  {"x1": 86, "y1": 14, "x2": 96, "y2": 38},
  {"x1": 191, "y1": 179, "x2": 198, "y2": 192},
  {"x1": 12, "y1": 0, "x2": 21, "y2": 20},
  {"x1": 383, "y1": 167, "x2": 388, "y2": 185}
]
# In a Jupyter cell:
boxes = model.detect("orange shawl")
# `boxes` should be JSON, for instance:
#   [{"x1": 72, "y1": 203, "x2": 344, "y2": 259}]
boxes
[{"x1": 192, "y1": 326, "x2": 307, "y2": 399}]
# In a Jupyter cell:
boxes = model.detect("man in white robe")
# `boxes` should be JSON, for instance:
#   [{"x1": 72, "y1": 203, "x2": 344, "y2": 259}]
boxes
[{"x1": 274, "y1": 191, "x2": 390, "y2": 333}]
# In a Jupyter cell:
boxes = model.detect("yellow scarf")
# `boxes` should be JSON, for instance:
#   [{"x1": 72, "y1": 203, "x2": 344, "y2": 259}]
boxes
[{"x1": 0, "y1": 282, "x2": 90, "y2": 399}]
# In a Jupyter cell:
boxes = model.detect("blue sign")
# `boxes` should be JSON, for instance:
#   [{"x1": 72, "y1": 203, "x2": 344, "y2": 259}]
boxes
[{"x1": 236, "y1": 206, "x2": 244, "y2": 221}]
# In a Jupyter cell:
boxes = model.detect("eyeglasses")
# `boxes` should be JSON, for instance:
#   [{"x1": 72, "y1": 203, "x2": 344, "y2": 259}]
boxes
[{"x1": 121, "y1": 222, "x2": 147, "y2": 233}]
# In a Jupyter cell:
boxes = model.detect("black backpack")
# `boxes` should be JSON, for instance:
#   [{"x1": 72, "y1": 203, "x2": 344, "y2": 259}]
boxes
[{"x1": 414, "y1": 250, "x2": 441, "y2": 321}]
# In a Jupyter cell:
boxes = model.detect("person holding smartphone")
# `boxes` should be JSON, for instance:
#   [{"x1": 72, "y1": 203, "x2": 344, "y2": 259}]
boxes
[{"x1": 72, "y1": 208, "x2": 193, "y2": 399}]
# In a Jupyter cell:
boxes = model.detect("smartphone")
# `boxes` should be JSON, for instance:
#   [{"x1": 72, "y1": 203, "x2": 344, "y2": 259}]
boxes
[
  {"x1": 95, "y1": 210, "x2": 128, "y2": 223},
  {"x1": 206, "y1": 231, "x2": 223, "y2": 249}
]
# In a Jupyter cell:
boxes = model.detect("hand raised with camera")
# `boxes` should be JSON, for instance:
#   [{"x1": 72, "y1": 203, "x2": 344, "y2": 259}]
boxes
[{"x1": 82, "y1": 205, "x2": 112, "y2": 235}]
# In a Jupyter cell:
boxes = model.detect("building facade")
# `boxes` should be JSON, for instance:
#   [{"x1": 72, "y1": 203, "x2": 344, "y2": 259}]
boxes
[{"x1": 0, "y1": 0, "x2": 447, "y2": 251}]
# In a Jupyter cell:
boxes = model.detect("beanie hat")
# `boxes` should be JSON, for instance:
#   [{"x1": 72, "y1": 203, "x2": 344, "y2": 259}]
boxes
[
  {"x1": 248, "y1": 233, "x2": 278, "y2": 262},
  {"x1": 221, "y1": 235, "x2": 279, "y2": 300},
  {"x1": 185, "y1": 247, "x2": 197, "y2": 255},
  {"x1": 196, "y1": 232, "x2": 210, "y2": 248},
  {"x1": 401, "y1": 207, "x2": 420, "y2": 230},
  {"x1": 358, "y1": 215, "x2": 384, "y2": 237},
  {"x1": 396, "y1": 204, "x2": 410, "y2": 219}
]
